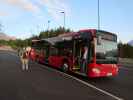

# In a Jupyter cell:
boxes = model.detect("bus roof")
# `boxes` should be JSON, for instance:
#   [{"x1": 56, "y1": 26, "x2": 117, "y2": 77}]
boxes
[
  {"x1": 32, "y1": 29, "x2": 117, "y2": 45},
  {"x1": 31, "y1": 39, "x2": 41, "y2": 42},
  {"x1": 58, "y1": 32, "x2": 79, "y2": 37},
  {"x1": 79, "y1": 29, "x2": 117, "y2": 37},
  {"x1": 41, "y1": 37, "x2": 63, "y2": 45},
  {"x1": 41, "y1": 32, "x2": 78, "y2": 45}
]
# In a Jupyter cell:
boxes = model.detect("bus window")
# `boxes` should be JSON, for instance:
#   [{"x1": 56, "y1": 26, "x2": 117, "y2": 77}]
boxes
[{"x1": 50, "y1": 47, "x2": 58, "y2": 56}]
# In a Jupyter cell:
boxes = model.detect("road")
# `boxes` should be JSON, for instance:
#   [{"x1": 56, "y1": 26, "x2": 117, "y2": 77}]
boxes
[{"x1": 0, "y1": 51, "x2": 133, "y2": 100}]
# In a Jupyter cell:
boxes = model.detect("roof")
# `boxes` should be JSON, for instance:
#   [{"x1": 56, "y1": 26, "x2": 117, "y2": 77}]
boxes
[
  {"x1": 41, "y1": 31, "x2": 93, "y2": 45},
  {"x1": 78, "y1": 29, "x2": 96, "y2": 37},
  {"x1": 41, "y1": 32, "x2": 77, "y2": 45},
  {"x1": 41, "y1": 37, "x2": 63, "y2": 45},
  {"x1": 31, "y1": 39, "x2": 41, "y2": 42},
  {"x1": 79, "y1": 29, "x2": 117, "y2": 37},
  {"x1": 59, "y1": 32, "x2": 79, "y2": 37},
  {"x1": 34, "y1": 29, "x2": 117, "y2": 45}
]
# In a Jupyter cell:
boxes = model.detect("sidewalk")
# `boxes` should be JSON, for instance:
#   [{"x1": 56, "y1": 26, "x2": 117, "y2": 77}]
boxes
[{"x1": 119, "y1": 58, "x2": 133, "y2": 67}]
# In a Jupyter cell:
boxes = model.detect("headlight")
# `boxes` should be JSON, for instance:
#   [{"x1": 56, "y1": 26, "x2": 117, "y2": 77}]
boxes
[{"x1": 92, "y1": 68, "x2": 101, "y2": 74}]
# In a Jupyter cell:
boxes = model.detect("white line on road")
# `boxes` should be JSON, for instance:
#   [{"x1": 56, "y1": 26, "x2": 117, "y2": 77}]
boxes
[
  {"x1": 5, "y1": 51, "x2": 18, "y2": 57},
  {"x1": 62, "y1": 73, "x2": 124, "y2": 100},
  {"x1": 8, "y1": 52, "x2": 124, "y2": 100}
]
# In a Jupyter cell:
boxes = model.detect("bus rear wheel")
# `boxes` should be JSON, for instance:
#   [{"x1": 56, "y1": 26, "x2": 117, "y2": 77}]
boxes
[{"x1": 62, "y1": 63, "x2": 69, "y2": 72}]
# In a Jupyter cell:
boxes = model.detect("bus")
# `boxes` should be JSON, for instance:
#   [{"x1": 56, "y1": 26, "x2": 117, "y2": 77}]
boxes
[{"x1": 30, "y1": 29, "x2": 118, "y2": 77}]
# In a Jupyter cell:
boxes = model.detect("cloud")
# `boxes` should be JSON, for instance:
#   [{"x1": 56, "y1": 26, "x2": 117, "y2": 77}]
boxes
[
  {"x1": 0, "y1": 12, "x2": 9, "y2": 16},
  {"x1": 0, "y1": 0, "x2": 71, "y2": 20},
  {"x1": 2, "y1": 0, "x2": 40, "y2": 13},
  {"x1": 16, "y1": 32, "x2": 32, "y2": 39},
  {"x1": 38, "y1": 0, "x2": 71, "y2": 20}
]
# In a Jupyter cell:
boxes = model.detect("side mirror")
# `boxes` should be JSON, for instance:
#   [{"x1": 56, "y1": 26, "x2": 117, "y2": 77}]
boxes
[{"x1": 97, "y1": 35, "x2": 102, "y2": 45}]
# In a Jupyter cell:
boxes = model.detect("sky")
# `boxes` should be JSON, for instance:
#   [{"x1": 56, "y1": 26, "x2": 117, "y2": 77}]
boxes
[{"x1": 0, "y1": 0, "x2": 133, "y2": 43}]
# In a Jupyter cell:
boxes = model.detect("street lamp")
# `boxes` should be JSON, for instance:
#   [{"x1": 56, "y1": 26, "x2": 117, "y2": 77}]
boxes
[{"x1": 60, "y1": 11, "x2": 65, "y2": 28}]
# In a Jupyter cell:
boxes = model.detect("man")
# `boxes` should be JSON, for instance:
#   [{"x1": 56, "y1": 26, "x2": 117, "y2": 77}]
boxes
[
  {"x1": 81, "y1": 46, "x2": 88, "y2": 73},
  {"x1": 20, "y1": 48, "x2": 29, "y2": 71}
]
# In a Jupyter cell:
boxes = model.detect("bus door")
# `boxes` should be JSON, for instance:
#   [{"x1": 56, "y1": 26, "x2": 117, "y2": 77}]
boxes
[
  {"x1": 73, "y1": 39, "x2": 89, "y2": 74},
  {"x1": 73, "y1": 39, "x2": 81, "y2": 71}
]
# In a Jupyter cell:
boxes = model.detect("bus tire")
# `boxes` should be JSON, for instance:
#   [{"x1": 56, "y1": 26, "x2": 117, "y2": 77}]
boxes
[{"x1": 62, "y1": 63, "x2": 69, "y2": 72}]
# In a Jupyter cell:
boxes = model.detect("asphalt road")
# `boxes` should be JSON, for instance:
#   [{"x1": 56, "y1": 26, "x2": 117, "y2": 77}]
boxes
[
  {"x1": 0, "y1": 51, "x2": 133, "y2": 100},
  {"x1": 81, "y1": 66, "x2": 133, "y2": 100}
]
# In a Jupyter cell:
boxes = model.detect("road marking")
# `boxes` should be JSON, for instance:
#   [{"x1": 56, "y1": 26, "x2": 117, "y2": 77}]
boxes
[
  {"x1": 3, "y1": 51, "x2": 19, "y2": 57},
  {"x1": 0, "y1": 51, "x2": 18, "y2": 56},
  {"x1": 8, "y1": 53, "x2": 17, "y2": 56},
  {"x1": 38, "y1": 64, "x2": 124, "y2": 100},
  {"x1": 63, "y1": 74, "x2": 123, "y2": 100},
  {"x1": 8, "y1": 52, "x2": 124, "y2": 100}
]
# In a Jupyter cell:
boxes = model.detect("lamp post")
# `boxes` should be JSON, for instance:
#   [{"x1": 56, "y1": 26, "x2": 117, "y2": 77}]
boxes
[
  {"x1": 60, "y1": 11, "x2": 65, "y2": 28},
  {"x1": 37, "y1": 25, "x2": 39, "y2": 34},
  {"x1": 97, "y1": 0, "x2": 100, "y2": 30},
  {"x1": 48, "y1": 20, "x2": 50, "y2": 30},
  {"x1": 48, "y1": 20, "x2": 50, "y2": 37}
]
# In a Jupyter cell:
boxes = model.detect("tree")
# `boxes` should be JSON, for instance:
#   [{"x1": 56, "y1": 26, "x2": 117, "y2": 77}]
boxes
[
  {"x1": 0, "y1": 27, "x2": 72, "y2": 50},
  {"x1": 118, "y1": 43, "x2": 133, "y2": 58},
  {"x1": 39, "y1": 27, "x2": 72, "y2": 39}
]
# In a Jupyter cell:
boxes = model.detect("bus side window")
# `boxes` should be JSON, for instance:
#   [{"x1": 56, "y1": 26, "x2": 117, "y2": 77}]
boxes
[{"x1": 50, "y1": 47, "x2": 58, "y2": 56}]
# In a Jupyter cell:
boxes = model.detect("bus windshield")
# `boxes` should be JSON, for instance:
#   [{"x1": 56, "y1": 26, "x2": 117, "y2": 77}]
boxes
[{"x1": 95, "y1": 32, "x2": 118, "y2": 64}]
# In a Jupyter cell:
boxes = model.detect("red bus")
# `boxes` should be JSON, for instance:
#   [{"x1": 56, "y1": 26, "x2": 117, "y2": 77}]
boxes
[{"x1": 30, "y1": 29, "x2": 118, "y2": 77}]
